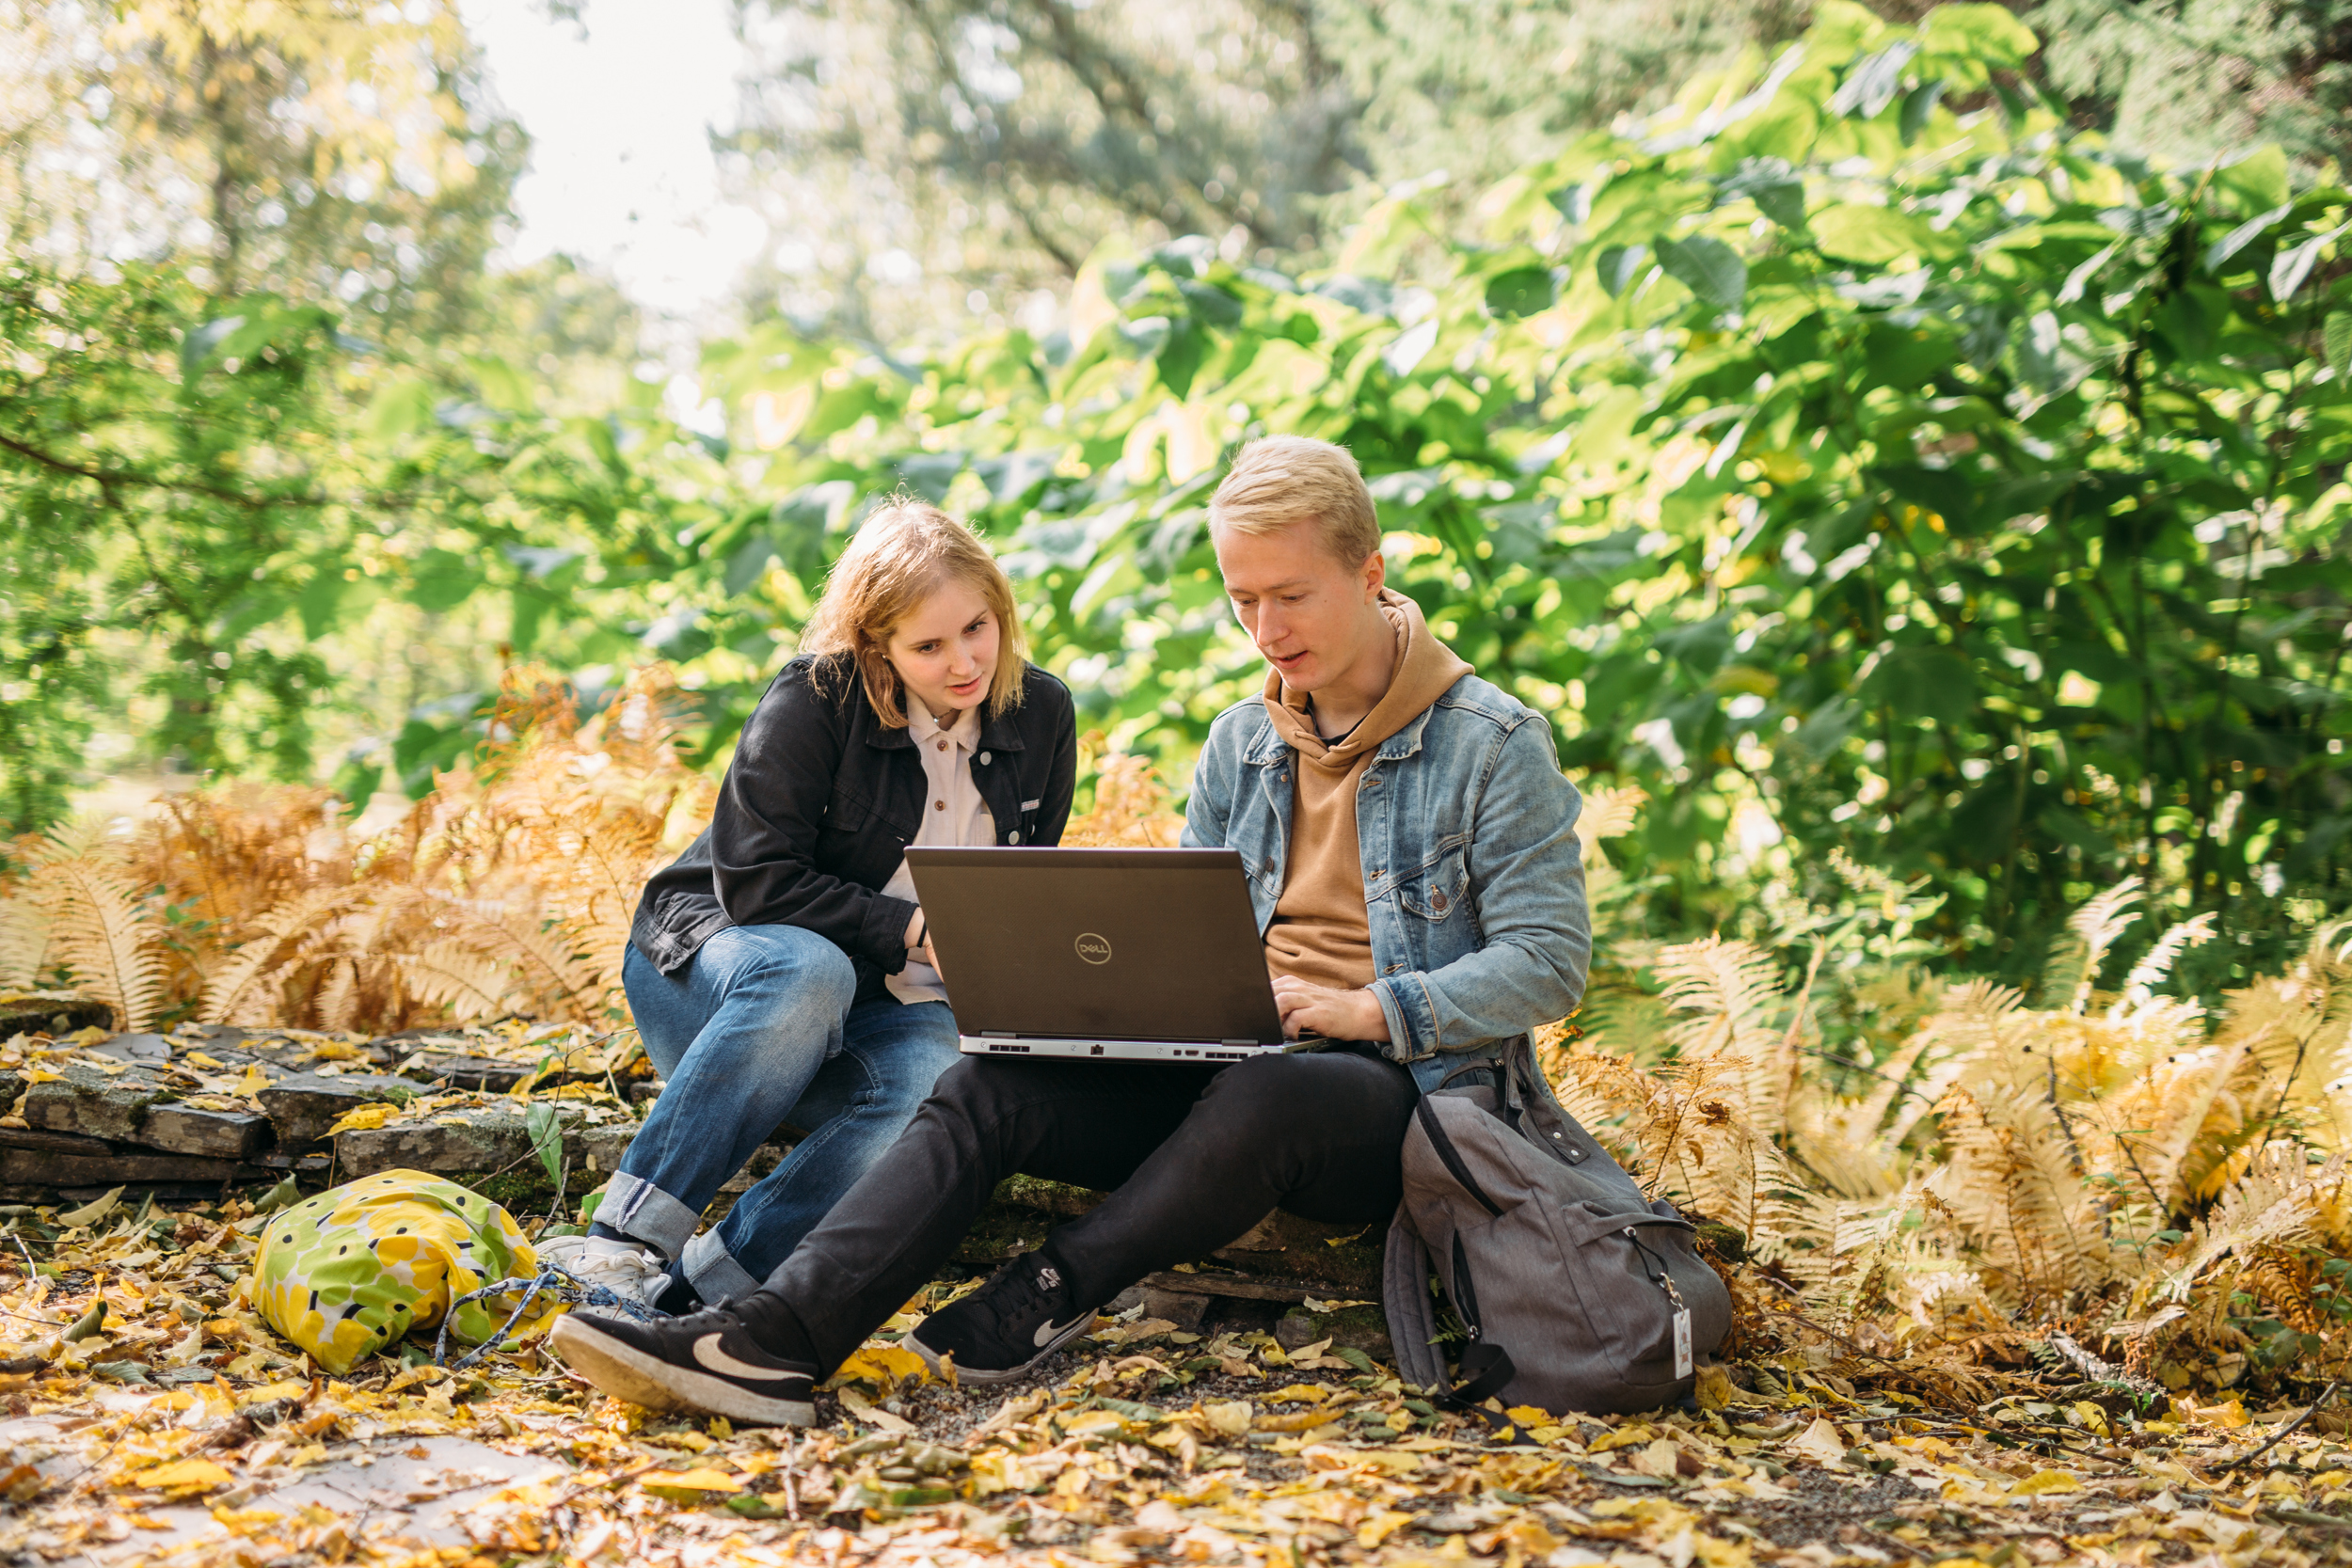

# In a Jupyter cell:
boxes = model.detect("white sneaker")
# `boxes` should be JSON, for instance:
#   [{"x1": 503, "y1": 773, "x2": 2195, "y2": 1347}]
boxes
[{"x1": 536, "y1": 1233, "x2": 672, "y2": 1310}]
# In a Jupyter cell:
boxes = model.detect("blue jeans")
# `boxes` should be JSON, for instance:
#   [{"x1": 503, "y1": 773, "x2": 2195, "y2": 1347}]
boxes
[{"x1": 607, "y1": 926, "x2": 962, "y2": 1300}]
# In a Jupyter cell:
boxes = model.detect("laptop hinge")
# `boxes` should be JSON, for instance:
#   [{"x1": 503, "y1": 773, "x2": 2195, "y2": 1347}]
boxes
[{"x1": 981, "y1": 1031, "x2": 1018, "y2": 1038}]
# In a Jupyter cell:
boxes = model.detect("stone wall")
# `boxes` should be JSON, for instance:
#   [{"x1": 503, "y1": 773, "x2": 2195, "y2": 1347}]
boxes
[{"x1": 2, "y1": 1015, "x2": 1390, "y2": 1354}]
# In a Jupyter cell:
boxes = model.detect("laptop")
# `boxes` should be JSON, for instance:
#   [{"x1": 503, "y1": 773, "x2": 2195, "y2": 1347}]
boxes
[{"x1": 906, "y1": 847, "x2": 1305, "y2": 1062}]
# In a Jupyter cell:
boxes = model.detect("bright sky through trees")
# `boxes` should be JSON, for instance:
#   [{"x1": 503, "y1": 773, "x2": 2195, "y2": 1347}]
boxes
[{"x1": 461, "y1": 0, "x2": 766, "y2": 321}]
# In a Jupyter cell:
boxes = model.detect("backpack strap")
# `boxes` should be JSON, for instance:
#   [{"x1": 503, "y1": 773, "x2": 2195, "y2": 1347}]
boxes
[
  {"x1": 1387, "y1": 1063, "x2": 1525, "y2": 1435},
  {"x1": 1380, "y1": 1203, "x2": 1447, "y2": 1393}
]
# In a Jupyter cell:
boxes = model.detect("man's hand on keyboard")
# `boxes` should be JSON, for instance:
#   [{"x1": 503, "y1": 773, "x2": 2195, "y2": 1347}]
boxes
[{"x1": 1271, "y1": 976, "x2": 1389, "y2": 1043}]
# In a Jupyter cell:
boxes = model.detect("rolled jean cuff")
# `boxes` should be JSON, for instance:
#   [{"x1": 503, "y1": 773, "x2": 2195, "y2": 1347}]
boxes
[
  {"x1": 682, "y1": 1228, "x2": 763, "y2": 1304},
  {"x1": 599, "y1": 1173, "x2": 701, "y2": 1261}
]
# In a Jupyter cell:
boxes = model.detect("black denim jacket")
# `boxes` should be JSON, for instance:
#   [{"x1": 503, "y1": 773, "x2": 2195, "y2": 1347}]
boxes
[{"x1": 629, "y1": 653, "x2": 1077, "y2": 997}]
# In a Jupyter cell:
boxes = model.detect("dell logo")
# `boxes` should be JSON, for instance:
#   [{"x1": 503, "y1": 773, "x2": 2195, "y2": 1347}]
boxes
[{"x1": 1074, "y1": 932, "x2": 1112, "y2": 965}]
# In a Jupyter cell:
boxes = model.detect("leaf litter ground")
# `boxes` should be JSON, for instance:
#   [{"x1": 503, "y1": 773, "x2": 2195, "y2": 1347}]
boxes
[{"x1": 3, "y1": 1196, "x2": 2350, "y2": 1566}]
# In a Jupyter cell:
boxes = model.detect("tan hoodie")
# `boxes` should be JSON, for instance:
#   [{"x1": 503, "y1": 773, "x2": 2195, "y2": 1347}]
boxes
[{"x1": 1260, "y1": 588, "x2": 1472, "y2": 990}]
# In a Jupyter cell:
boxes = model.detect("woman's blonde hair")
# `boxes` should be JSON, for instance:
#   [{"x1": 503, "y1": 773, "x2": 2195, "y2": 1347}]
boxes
[{"x1": 800, "y1": 496, "x2": 1028, "y2": 727}]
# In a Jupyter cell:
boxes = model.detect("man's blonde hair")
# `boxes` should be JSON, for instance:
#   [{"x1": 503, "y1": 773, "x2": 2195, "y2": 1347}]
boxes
[
  {"x1": 1207, "y1": 436, "x2": 1380, "y2": 565},
  {"x1": 801, "y1": 497, "x2": 1028, "y2": 727}
]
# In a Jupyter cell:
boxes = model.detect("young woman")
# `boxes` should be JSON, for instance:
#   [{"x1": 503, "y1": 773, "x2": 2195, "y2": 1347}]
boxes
[{"x1": 542, "y1": 499, "x2": 1076, "y2": 1311}]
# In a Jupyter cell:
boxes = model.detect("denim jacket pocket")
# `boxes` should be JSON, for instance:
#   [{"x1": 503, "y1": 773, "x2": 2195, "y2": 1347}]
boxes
[{"x1": 1397, "y1": 843, "x2": 1470, "y2": 923}]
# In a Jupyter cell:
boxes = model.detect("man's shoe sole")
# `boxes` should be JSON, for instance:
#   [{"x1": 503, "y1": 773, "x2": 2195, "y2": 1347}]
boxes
[
  {"x1": 904, "y1": 1309, "x2": 1100, "y2": 1386},
  {"x1": 550, "y1": 1315, "x2": 814, "y2": 1427}
]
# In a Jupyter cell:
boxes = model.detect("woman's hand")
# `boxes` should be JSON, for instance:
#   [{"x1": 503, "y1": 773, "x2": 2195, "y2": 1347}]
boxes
[
  {"x1": 1270, "y1": 976, "x2": 1389, "y2": 1042},
  {"x1": 906, "y1": 910, "x2": 943, "y2": 978}
]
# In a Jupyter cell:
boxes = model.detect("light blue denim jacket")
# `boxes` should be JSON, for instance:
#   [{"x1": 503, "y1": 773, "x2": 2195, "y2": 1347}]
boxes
[{"x1": 1183, "y1": 671, "x2": 1591, "y2": 1085}]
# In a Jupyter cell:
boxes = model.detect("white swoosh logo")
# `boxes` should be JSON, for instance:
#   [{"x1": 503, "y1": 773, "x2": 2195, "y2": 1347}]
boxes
[
  {"x1": 692, "y1": 1334, "x2": 791, "y2": 1382},
  {"x1": 1032, "y1": 1314, "x2": 1089, "y2": 1349}
]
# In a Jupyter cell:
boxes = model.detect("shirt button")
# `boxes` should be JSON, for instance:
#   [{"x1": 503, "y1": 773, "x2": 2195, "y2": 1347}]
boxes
[
  {"x1": 936, "y1": 739, "x2": 948, "y2": 752},
  {"x1": 933, "y1": 800, "x2": 946, "y2": 812}
]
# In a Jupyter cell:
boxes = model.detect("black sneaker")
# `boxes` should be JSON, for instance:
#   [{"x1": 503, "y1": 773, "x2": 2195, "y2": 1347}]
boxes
[
  {"x1": 550, "y1": 1302, "x2": 815, "y2": 1426},
  {"x1": 906, "y1": 1251, "x2": 1102, "y2": 1386}
]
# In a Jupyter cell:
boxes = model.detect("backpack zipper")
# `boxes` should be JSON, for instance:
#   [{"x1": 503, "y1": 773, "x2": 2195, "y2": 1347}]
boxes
[
  {"x1": 1624, "y1": 1226, "x2": 1687, "y2": 1310},
  {"x1": 1414, "y1": 1100, "x2": 1502, "y2": 1216}
]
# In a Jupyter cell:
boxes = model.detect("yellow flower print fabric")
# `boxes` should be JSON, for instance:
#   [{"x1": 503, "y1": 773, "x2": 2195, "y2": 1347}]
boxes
[{"x1": 252, "y1": 1169, "x2": 549, "y2": 1374}]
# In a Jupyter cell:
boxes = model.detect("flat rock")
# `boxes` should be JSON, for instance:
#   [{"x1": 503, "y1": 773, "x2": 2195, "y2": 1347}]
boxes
[
  {"x1": 88, "y1": 1033, "x2": 172, "y2": 1065},
  {"x1": 0, "y1": 1069, "x2": 23, "y2": 1113},
  {"x1": 257, "y1": 1072, "x2": 416, "y2": 1148},
  {"x1": 1278, "y1": 1303, "x2": 1394, "y2": 1362},
  {"x1": 24, "y1": 1062, "x2": 166, "y2": 1142},
  {"x1": 139, "y1": 1101, "x2": 271, "y2": 1161},
  {"x1": 0, "y1": 1125, "x2": 243, "y2": 1188},
  {"x1": 0, "y1": 992, "x2": 111, "y2": 1039},
  {"x1": 335, "y1": 1104, "x2": 636, "y2": 1180},
  {"x1": 1216, "y1": 1207, "x2": 1384, "y2": 1293},
  {"x1": 1139, "y1": 1286, "x2": 1214, "y2": 1331},
  {"x1": 391, "y1": 1051, "x2": 535, "y2": 1094}
]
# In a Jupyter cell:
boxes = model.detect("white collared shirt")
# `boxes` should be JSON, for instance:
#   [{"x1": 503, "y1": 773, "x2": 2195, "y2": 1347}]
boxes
[{"x1": 882, "y1": 701, "x2": 994, "y2": 1005}]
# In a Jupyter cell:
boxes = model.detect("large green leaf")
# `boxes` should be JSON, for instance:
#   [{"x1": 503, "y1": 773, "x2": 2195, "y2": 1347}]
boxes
[
  {"x1": 1654, "y1": 236, "x2": 1748, "y2": 309},
  {"x1": 1810, "y1": 203, "x2": 1947, "y2": 263}
]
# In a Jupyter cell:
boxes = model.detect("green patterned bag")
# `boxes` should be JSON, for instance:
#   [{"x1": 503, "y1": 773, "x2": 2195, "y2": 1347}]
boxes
[{"x1": 251, "y1": 1168, "x2": 549, "y2": 1374}]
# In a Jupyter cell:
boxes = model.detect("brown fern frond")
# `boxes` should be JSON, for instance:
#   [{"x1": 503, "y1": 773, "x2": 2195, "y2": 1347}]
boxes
[
  {"x1": 399, "y1": 941, "x2": 518, "y2": 1023},
  {"x1": 1064, "y1": 740, "x2": 1184, "y2": 847},
  {"x1": 2044, "y1": 878, "x2": 2142, "y2": 1014},
  {"x1": 2114, "y1": 911, "x2": 2217, "y2": 1013},
  {"x1": 2158, "y1": 1145, "x2": 2345, "y2": 1302},
  {"x1": 0, "y1": 886, "x2": 55, "y2": 991},
  {"x1": 1574, "y1": 784, "x2": 1646, "y2": 862},
  {"x1": 199, "y1": 885, "x2": 374, "y2": 1025},
  {"x1": 33, "y1": 850, "x2": 166, "y2": 1031}
]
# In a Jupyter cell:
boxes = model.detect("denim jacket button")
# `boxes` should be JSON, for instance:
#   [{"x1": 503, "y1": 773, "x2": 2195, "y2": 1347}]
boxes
[{"x1": 979, "y1": 752, "x2": 992, "y2": 765}]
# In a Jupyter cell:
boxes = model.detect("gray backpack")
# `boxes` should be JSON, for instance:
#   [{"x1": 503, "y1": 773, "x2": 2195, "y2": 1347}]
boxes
[{"x1": 1382, "y1": 1039, "x2": 1733, "y2": 1418}]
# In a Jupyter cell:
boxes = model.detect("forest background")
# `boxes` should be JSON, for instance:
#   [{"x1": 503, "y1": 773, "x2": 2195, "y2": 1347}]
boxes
[
  {"x1": 2, "y1": 0, "x2": 2352, "y2": 1413},
  {"x1": 4, "y1": 0, "x2": 2352, "y2": 1017}
]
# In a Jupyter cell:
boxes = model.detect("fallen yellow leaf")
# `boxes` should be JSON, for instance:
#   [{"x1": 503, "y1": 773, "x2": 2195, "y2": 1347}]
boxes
[
  {"x1": 57, "y1": 1187, "x2": 124, "y2": 1227},
  {"x1": 310, "y1": 1039, "x2": 366, "y2": 1061},
  {"x1": 1783, "y1": 1416, "x2": 1849, "y2": 1467},
  {"x1": 1201, "y1": 1400, "x2": 1251, "y2": 1436},
  {"x1": 129, "y1": 1459, "x2": 233, "y2": 1494},
  {"x1": 639, "y1": 1467, "x2": 744, "y2": 1493},
  {"x1": 1506, "y1": 1404, "x2": 1550, "y2": 1428},
  {"x1": 832, "y1": 1342, "x2": 929, "y2": 1393},
  {"x1": 1628, "y1": 1438, "x2": 1683, "y2": 1479},
  {"x1": 1358, "y1": 1510, "x2": 1414, "y2": 1547},
  {"x1": 325, "y1": 1102, "x2": 397, "y2": 1135},
  {"x1": 184, "y1": 1052, "x2": 226, "y2": 1069},
  {"x1": 234, "y1": 1064, "x2": 270, "y2": 1099},
  {"x1": 2007, "y1": 1469, "x2": 2081, "y2": 1497},
  {"x1": 836, "y1": 1386, "x2": 915, "y2": 1433}
]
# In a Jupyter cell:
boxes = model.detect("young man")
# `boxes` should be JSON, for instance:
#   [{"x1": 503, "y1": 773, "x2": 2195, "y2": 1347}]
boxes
[{"x1": 548, "y1": 436, "x2": 1592, "y2": 1425}]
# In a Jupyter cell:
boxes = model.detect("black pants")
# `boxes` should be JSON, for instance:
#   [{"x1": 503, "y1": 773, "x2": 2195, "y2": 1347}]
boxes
[{"x1": 762, "y1": 1045, "x2": 1419, "y2": 1371}]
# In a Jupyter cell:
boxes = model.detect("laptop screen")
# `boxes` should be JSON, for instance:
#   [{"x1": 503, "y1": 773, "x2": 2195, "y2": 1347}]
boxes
[{"x1": 906, "y1": 847, "x2": 1286, "y2": 1044}]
